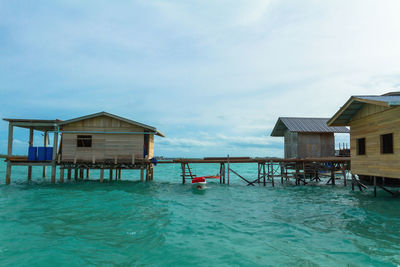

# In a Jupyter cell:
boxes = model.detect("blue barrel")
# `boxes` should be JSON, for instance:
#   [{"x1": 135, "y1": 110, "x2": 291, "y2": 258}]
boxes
[
  {"x1": 45, "y1": 147, "x2": 53, "y2": 161},
  {"x1": 38, "y1": 147, "x2": 46, "y2": 161},
  {"x1": 28, "y1": 147, "x2": 37, "y2": 161}
]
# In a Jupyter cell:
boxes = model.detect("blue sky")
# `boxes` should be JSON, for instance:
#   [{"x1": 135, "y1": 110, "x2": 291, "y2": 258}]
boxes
[{"x1": 1, "y1": 0, "x2": 400, "y2": 157}]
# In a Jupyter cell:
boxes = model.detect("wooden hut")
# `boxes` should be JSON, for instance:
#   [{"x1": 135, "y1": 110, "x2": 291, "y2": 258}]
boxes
[
  {"x1": 328, "y1": 92, "x2": 400, "y2": 181},
  {"x1": 58, "y1": 112, "x2": 164, "y2": 163},
  {"x1": 271, "y1": 117, "x2": 349, "y2": 159},
  {"x1": 2, "y1": 112, "x2": 164, "y2": 184}
]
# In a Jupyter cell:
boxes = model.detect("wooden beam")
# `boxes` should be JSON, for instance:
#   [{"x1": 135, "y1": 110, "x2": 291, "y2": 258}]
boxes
[
  {"x1": 51, "y1": 132, "x2": 58, "y2": 183},
  {"x1": 60, "y1": 168, "x2": 64, "y2": 183},
  {"x1": 43, "y1": 131, "x2": 48, "y2": 178},
  {"x1": 28, "y1": 128, "x2": 34, "y2": 180}
]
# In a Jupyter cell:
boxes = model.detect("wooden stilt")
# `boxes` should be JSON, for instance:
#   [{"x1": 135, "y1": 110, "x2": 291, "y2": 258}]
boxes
[
  {"x1": 74, "y1": 168, "x2": 78, "y2": 181},
  {"x1": 280, "y1": 163, "x2": 284, "y2": 184},
  {"x1": 67, "y1": 168, "x2": 71, "y2": 180},
  {"x1": 79, "y1": 169, "x2": 84, "y2": 179},
  {"x1": 263, "y1": 163, "x2": 266, "y2": 186},
  {"x1": 100, "y1": 169, "x2": 104, "y2": 183},
  {"x1": 118, "y1": 169, "x2": 122, "y2": 180},
  {"x1": 227, "y1": 155, "x2": 230, "y2": 185},
  {"x1": 28, "y1": 128, "x2": 34, "y2": 180},
  {"x1": 181, "y1": 163, "x2": 185, "y2": 184},
  {"x1": 351, "y1": 174, "x2": 354, "y2": 191},
  {"x1": 51, "y1": 132, "x2": 58, "y2": 183},
  {"x1": 330, "y1": 163, "x2": 335, "y2": 186},
  {"x1": 374, "y1": 176, "x2": 377, "y2": 197},
  {"x1": 86, "y1": 169, "x2": 90, "y2": 180},
  {"x1": 60, "y1": 168, "x2": 64, "y2": 183},
  {"x1": 271, "y1": 160, "x2": 274, "y2": 187},
  {"x1": 109, "y1": 168, "x2": 113, "y2": 181},
  {"x1": 6, "y1": 123, "x2": 13, "y2": 184},
  {"x1": 43, "y1": 131, "x2": 48, "y2": 178}
]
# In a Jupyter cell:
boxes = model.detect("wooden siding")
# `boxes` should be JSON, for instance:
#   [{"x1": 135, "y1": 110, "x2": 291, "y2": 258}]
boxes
[
  {"x1": 350, "y1": 106, "x2": 400, "y2": 179},
  {"x1": 61, "y1": 115, "x2": 150, "y2": 162},
  {"x1": 284, "y1": 131, "x2": 298, "y2": 158},
  {"x1": 297, "y1": 133, "x2": 334, "y2": 158}
]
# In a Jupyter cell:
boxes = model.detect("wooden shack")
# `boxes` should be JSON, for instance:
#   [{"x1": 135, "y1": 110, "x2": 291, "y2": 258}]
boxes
[
  {"x1": 58, "y1": 112, "x2": 164, "y2": 163},
  {"x1": 2, "y1": 112, "x2": 164, "y2": 184},
  {"x1": 328, "y1": 92, "x2": 400, "y2": 181},
  {"x1": 271, "y1": 117, "x2": 349, "y2": 159}
]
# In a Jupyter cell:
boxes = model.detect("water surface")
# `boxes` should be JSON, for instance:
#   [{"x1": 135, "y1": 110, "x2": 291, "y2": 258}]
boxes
[{"x1": 0, "y1": 161, "x2": 399, "y2": 266}]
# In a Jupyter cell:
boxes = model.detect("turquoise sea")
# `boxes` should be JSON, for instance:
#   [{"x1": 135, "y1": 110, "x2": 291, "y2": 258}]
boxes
[{"x1": 0, "y1": 161, "x2": 400, "y2": 266}]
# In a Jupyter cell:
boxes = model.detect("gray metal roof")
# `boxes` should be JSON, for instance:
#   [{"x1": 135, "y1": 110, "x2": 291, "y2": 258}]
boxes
[
  {"x1": 271, "y1": 117, "x2": 349, "y2": 136},
  {"x1": 328, "y1": 92, "x2": 400, "y2": 126}
]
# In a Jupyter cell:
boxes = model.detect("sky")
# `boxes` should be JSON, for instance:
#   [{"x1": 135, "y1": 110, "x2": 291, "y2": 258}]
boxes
[{"x1": 1, "y1": 0, "x2": 400, "y2": 157}]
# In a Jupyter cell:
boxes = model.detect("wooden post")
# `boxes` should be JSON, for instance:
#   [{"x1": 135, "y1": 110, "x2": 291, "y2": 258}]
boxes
[
  {"x1": 100, "y1": 169, "x2": 104, "y2": 183},
  {"x1": 271, "y1": 160, "x2": 274, "y2": 187},
  {"x1": 342, "y1": 164, "x2": 347, "y2": 187},
  {"x1": 140, "y1": 168, "x2": 144, "y2": 182},
  {"x1": 67, "y1": 168, "x2": 71, "y2": 180},
  {"x1": 86, "y1": 169, "x2": 90, "y2": 180},
  {"x1": 280, "y1": 163, "x2": 284, "y2": 184},
  {"x1": 109, "y1": 168, "x2": 113, "y2": 181},
  {"x1": 351, "y1": 174, "x2": 354, "y2": 191},
  {"x1": 227, "y1": 155, "x2": 230, "y2": 185},
  {"x1": 43, "y1": 131, "x2": 47, "y2": 178},
  {"x1": 51, "y1": 132, "x2": 58, "y2": 183},
  {"x1": 118, "y1": 169, "x2": 122, "y2": 180},
  {"x1": 28, "y1": 128, "x2": 34, "y2": 180},
  {"x1": 79, "y1": 169, "x2": 84, "y2": 179},
  {"x1": 60, "y1": 168, "x2": 64, "y2": 183},
  {"x1": 263, "y1": 163, "x2": 266, "y2": 186},
  {"x1": 6, "y1": 123, "x2": 13, "y2": 184},
  {"x1": 374, "y1": 176, "x2": 377, "y2": 197},
  {"x1": 330, "y1": 163, "x2": 335, "y2": 186},
  {"x1": 181, "y1": 163, "x2": 185, "y2": 184}
]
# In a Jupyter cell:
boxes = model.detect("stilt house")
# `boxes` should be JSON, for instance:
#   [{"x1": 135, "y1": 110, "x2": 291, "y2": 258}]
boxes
[
  {"x1": 328, "y1": 92, "x2": 400, "y2": 180},
  {"x1": 271, "y1": 117, "x2": 349, "y2": 159},
  {"x1": 58, "y1": 112, "x2": 165, "y2": 162}
]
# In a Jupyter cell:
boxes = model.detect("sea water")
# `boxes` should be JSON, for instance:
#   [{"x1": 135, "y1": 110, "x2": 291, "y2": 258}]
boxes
[{"x1": 0, "y1": 161, "x2": 400, "y2": 266}]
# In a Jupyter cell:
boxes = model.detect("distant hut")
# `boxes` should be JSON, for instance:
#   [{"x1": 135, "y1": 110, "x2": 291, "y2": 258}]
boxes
[
  {"x1": 58, "y1": 112, "x2": 165, "y2": 162},
  {"x1": 271, "y1": 117, "x2": 349, "y2": 159},
  {"x1": 328, "y1": 92, "x2": 400, "y2": 181}
]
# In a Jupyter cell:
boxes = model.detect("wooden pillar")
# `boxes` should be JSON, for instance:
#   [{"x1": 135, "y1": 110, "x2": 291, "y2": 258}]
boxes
[
  {"x1": 140, "y1": 168, "x2": 144, "y2": 182},
  {"x1": 109, "y1": 168, "x2": 113, "y2": 181},
  {"x1": 263, "y1": 163, "x2": 266, "y2": 186},
  {"x1": 100, "y1": 169, "x2": 104, "y2": 183},
  {"x1": 6, "y1": 123, "x2": 14, "y2": 184},
  {"x1": 86, "y1": 169, "x2": 90, "y2": 180},
  {"x1": 331, "y1": 163, "x2": 335, "y2": 186},
  {"x1": 271, "y1": 161, "x2": 275, "y2": 187},
  {"x1": 79, "y1": 169, "x2": 84, "y2": 179},
  {"x1": 342, "y1": 165, "x2": 347, "y2": 187},
  {"x1": 374, "y1": 176, "x2": 377, "y2": 197},
  {"x1": 118, "y1": 169, "x2": 122, "y2": 180},
  {"x1": 43, "y1": 131, "x2": 48, "y2": 178},
  {"x1": 67, "y1": 168, "x2": 71, "y2": 180},
  {"x1": 60, "y1": 168, "x2": 64, "y2": 183},
  {"x1": 351, "y1": 174, "x2": 355, "y2": 191},
  {"x1": 227, "y1": 155, "x2": 230, "y2": 185},
  {"x1": 280, "y1": 163, "x2": 284, "y2": 184},
  {"x1": 51, "y1": 132, "x2": 58, "y2": 183},
  {"x1": 28, "y1": 128, "x2": 34, "y2": 180},
  {"x1": 74, "y1": 168, "x2": 78, "y2": 181},
  {"x1": 181, "y1": 163, "x2": 185, "y2": 184}
]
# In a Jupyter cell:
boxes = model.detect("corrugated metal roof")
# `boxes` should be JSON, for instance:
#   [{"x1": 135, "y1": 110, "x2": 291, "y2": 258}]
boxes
[
  {"x1": 271, "y1": 117, "x2": 349, "y2": 136},
  {"x1": 328, "y1": 92, "x2": 400, "y2": 126}
]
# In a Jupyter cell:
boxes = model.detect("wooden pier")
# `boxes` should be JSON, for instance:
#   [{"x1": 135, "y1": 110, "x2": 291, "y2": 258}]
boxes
[{"x1": 158, "y1": 156, "x2": 351, "y2": 187}]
